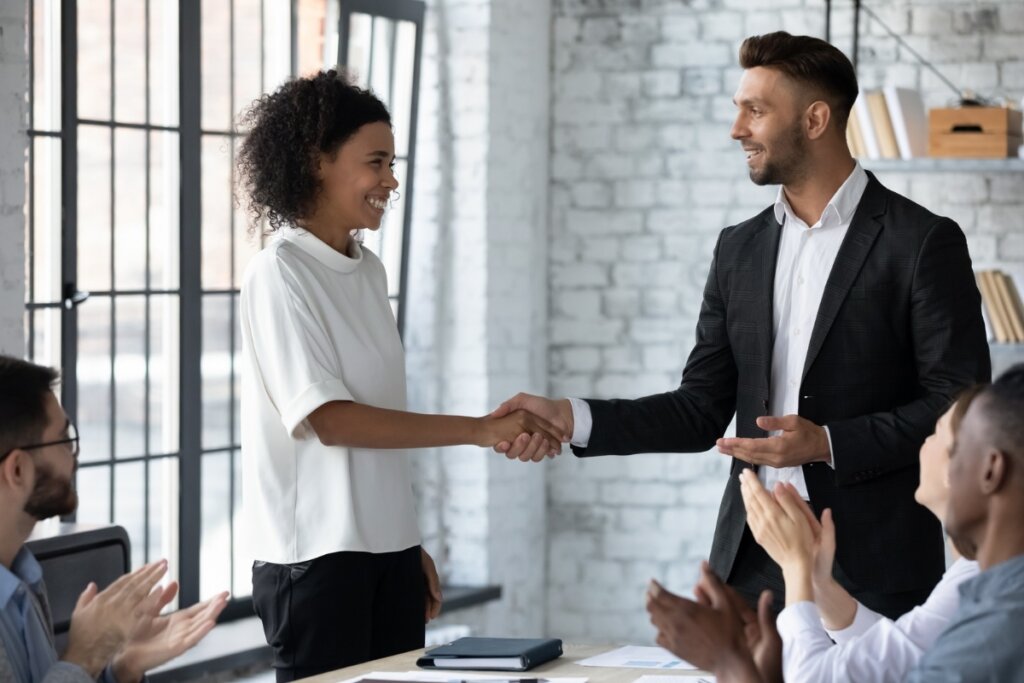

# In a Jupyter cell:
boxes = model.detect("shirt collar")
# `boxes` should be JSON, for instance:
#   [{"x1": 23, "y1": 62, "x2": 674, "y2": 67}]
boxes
[
  {"x1": 279, "y1": 226, "x2": 364, "y2": 274},
  {"x1": 773, "y1": 162, "x2": 868, "y2": 230},
  {"x1": 958, "y1": 553, "x2": 1024, "y2": 603},
  {"x1": 0, "y1": 547, "x2": 44, "y2": 609}
]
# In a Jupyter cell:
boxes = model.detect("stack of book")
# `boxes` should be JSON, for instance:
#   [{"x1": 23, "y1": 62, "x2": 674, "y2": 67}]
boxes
[
  {"x1": 847, "y1": 87, "x2": 928, "y2": 160},
  {"x1": 977, "y1": 269, "x2": 1024, "y2": 343}
]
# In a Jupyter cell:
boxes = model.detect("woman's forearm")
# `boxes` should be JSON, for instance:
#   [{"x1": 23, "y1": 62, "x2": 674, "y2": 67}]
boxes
[{"x1": 308, "y1": 401, "x2": 485, "y2": 449}]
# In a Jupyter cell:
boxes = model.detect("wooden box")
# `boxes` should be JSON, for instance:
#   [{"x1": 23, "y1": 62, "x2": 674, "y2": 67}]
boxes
[{"x1": 928, "y1": 106, "x2": 1023, "y2": 158}]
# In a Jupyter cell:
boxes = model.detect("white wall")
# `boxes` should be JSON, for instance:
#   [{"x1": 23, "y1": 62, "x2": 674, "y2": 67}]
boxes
[{"x1": 0, "y1": 1, "x2": 27, "y2": 357}]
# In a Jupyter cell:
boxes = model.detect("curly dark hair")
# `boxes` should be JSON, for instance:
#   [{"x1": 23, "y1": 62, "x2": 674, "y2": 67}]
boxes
[{"x1": 236, "y1": 69, "x2": 392, "y2": 234}]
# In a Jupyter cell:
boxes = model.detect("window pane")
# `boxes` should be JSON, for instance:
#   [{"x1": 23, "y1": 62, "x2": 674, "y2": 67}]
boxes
[
  {"x1": 391, "y1": 21, "x2": 416, "y2": 157},
  {"x1": 78, "y1": 0, "x2": 112, "y2": 121},
  {"x1": 202, "y1": 295, "x2": 233, "y2": 450},
  {"x1": 369, "y1": 17, "x2": 395, "y2": 107},
  {"x1": 296, "y1": 0, "x2": 326, "y2": 76},
  {"x1": 114, "y1": 128, "x2": 147, "y2": 290},
  {"x1": 113, "y1": 461, "x2": 145, "y2": 569},
  {"x1": 231, "y1": 448, "x2": 247, "y2": 596},
  {"x1": 114, "y1": 295, "x2": 146, "y2": 459},
  {"x1": 30, "y1": 309, "x2": 62, "y2": 371},
  {"x1": 75, "y1": 464, "x2": 111, "y2": 524},
  {"x1": 381, "y1": 159, "x2": 407, "y2": 298},
  {"x1": 149, "y1": 0, "x2": 179, "y2": 127},
  {"x1": 233, "y1": 138, "x2": 260, "y2": 289},
  {"x1": 78, "y1": 296, "x2": 112, "y2": 463},
  {"x1": 113, "y1": 0, "x2": 146, "y2": 123},
  {"x1": 150, "y1": 131, "x2": 181, "y2": 290},
  {"x1": 78, "y1": 125, "x2": 112, "y2": 292},
  {"x1": 201, "y1": 136, "x2": 232, "y2": 290},
  {"x1": 201, "y1": 0, "x2": 231, "y2": 131},
  {"x1": 149, "y1": 296, "x2": 180, "y2": 456},
  {"x1": 32, "y1": 0, "x2": 62, "y2": 131},
  {"x1": 31, "y1": 137, "x2": 62, "y2": 304},
  {"x1": 232, "y1": 293, "x2": 241, "y2": 445},
  {"x1": 201, "y1": 451, "x2": 231, "y2": 600},
  {"x1": 346, "y1": 13, "x2": 372, "y2": 86},
  {"x1": 234, "y1": 0, "x2": 263, "y2": 117},
  {"x1": 148, "y1": 457, "x2": 179, "y2": 570}
]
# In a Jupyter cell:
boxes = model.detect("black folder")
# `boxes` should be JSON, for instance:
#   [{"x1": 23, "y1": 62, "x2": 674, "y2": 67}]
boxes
[{"x1": 416, "y1": 637, "x2": 563, "y2": 671}]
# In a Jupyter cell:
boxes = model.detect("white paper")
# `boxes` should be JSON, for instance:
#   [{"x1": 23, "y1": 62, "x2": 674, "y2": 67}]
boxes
[
  {"x1": 577, "y1": 646, "x2": 699, "y2": 671},
  {"x1": 633, "y1": 675, "x2": 715, "y2": 683},
  {"x1": 336, "y1": 670, "x2": 588, "y2": 683}
]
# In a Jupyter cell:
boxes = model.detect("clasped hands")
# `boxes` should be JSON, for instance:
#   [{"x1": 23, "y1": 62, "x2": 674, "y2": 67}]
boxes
[{"x1": 482, "y1": 393, "x2": 574, "y2": 461}]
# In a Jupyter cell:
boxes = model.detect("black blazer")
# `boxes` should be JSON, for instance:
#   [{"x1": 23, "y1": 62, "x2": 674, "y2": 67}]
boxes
[{"x1": 574, "y1": 173, "x2": 990, "y2": 595}]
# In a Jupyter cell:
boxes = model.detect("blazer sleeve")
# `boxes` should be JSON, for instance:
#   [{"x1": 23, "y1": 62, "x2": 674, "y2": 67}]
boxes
[
  {"x1": 826, "y1": 217, "x2": 990, "y2": 485},
  {"x1": 574, "y1": 232, "x2": 739, "y2": 457}
]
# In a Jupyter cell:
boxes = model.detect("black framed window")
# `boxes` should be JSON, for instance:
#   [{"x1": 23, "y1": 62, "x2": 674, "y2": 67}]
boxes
[{"x1": 25, "y1": 0, "x2": 423, "y2": 622}]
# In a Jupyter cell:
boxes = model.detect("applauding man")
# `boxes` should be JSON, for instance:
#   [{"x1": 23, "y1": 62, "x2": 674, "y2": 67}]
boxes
[{"x1": 0, "y1": 355, "x2": 228, "y2": 683}]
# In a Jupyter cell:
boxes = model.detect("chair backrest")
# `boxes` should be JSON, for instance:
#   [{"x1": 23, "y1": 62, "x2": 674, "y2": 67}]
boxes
[{"x1": 25, "y1": 523, "x2": 130, "y2": 655}]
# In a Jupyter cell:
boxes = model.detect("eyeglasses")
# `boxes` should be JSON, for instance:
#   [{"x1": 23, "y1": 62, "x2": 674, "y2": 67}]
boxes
[{"x1": 1, "y1": 423, "x2": 80, "y2": 462}]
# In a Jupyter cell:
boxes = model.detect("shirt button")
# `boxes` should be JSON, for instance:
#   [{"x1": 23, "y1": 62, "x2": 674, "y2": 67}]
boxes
[
  {"x1": 793, "y1": 328, "x2": 801, "y2": 335},
  {"x1": 797, "y1": 276, "x2": 804, "y2": 285}
]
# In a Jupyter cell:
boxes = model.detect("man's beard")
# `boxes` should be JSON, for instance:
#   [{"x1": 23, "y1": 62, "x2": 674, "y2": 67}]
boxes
[
  {"x1": 748, "y1": 120, "x2": 808, "y2": 186},
  {"x1": 24, "y1": 463, "x2": 78, "y2": 520}
]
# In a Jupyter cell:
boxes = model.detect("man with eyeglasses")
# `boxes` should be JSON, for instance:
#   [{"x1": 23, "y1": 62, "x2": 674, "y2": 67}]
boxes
[{"x1": 0, "y1": 355, "x2": 227, "y2": 683}]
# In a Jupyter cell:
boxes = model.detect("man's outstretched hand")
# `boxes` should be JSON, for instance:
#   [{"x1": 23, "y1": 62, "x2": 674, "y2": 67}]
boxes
[
  {"x1": 717, "y1": 415, "x2": 830, "y2": 468},
  {"x1": 489, "y1": 393, "x2": 573, "y2": 462}
]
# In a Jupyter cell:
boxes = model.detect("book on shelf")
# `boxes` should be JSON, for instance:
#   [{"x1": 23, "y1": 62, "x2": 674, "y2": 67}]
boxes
[
  {"x1": 866, "y1": 90, "x2": 900, "y2": 159},
  {"x1": 977, "y1": 269, "x2": 1024, "y2": 343},
  {"x1": 853, "y1": 91, "x2": 881, "y2": 159},
  {"x1": 882, "y1": 87, "x2": 928, "y2": 159},
  {"x1": 847, "y1": 106, "x2": 867, "y2": 158}
]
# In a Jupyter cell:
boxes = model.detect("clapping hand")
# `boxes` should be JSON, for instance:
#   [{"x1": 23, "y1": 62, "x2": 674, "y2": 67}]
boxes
[
  {"x1": 62, "y1": 561, "x2": 172, "y2": 678},
  {"x1": 646, "y1": 562, "x2": 771, "y2": 683},
  {"x1": 488, "y1": 393, "x2": 573, "y2": 462},
  {"x1": 112, "y1": 583, "x2": 229, "y2": 683}
]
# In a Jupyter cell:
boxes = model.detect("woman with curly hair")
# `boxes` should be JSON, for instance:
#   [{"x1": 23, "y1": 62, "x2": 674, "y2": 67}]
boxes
[{"x1": 236, "y1": 70, "x2": 563, "y2": 682}]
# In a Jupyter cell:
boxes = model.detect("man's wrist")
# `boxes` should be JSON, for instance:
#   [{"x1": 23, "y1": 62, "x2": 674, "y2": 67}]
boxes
[
  {"x1": 61, "y1": 648, "x2": 107, "y2": 680},
  {"x1": 716, "y1": 649, "x2": 762, "y2": 683},
  {"x1": 112, "y1": 652, "x2": 143, "y2": 683},
  {"x1": 781, "y1": 563, "x2": 814, "y2": 604},
  {"x1": 557, "y1": 399, "x2": 574, "y2": 440}
]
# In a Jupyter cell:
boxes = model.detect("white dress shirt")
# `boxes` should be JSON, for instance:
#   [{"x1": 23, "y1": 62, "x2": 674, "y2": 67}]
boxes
[
  {"x1": 776, "y1": 557, "x2": 978, "y2": 683},
  {"x1": 570, "y1": 165, "x2": 868, "y2": 499}
]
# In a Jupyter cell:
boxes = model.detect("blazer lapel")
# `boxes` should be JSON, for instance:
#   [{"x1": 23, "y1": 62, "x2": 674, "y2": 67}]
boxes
[
  {"x1": 756, "y1": 213, "x2": 782, "y2": 397},
  {"x1": 802, "y1": 174, "x2": 887, "y2": 381}
]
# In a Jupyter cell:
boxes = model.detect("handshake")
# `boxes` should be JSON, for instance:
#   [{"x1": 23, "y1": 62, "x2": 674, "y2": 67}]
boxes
[{"x1": 478, "y1": 393, "x2": 573, "y2": 462}]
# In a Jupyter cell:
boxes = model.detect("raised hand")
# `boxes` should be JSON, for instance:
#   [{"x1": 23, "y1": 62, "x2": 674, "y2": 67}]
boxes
[
  {"x1": 112, "y1": 586, "x2": 229, "y2": 683},
  {"x1": 488, "y1": 393, "x2": 573, "y2": 461},
  {"x1": 62, "y1": 560, "x2": 170, "y2": 678},
  {"x1": 646, "y1": 564, "x2": 763, "y2": 683},
  {"x1": 717, "y1": 414, "x2": 830, "y2": 468},
  {"x1": 476, "y1": 408, "x2": 564, "y2": 460}
]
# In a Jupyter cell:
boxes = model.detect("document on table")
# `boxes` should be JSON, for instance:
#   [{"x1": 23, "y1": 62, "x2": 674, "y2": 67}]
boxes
[
  {"x1": 578, "y1": 646, "x2": 699, "y2": 670},
  {"x1": 633, "y1": 675, "x2": 716, "y2": 683},
  {"x1": 336, "y1": 671, "x2": 588, "y2": 683}
]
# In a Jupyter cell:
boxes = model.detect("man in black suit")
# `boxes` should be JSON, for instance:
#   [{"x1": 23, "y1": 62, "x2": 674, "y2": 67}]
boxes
[{"x1": 493, "y1": 32, "x2": 990, "y2": 618}]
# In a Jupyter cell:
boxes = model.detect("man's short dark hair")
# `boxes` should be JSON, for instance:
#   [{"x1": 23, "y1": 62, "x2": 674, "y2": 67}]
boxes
[
  {"x1": 739, "y1": 31, "x2": 859, "y2": 131},
  {"x1": 980, "y1": 363, "x2": 1024, "y2": 472},
  {"x1": 0, "y1": 355, "x2": 59, "y2": 458}
]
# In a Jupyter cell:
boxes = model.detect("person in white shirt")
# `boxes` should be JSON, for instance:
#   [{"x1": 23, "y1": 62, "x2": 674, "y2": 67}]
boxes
[
  {"x1": 738, "y1": 388, "x2": 982, "y2": 683},
  {"x1": 234, "y1": 70, "x2": 564, "y2": 682}
]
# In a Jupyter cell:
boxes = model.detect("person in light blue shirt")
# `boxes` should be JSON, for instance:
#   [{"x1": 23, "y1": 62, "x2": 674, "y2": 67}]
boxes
[
  {"x1": 0, "y1": 355, "x2": 228, "y2": 683},
  {"x1": 906, "y1": 364, "x2": 1024, "y2": 682}
]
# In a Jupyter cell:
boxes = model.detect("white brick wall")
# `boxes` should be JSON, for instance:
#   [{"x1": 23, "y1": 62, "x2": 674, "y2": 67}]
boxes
[
  {"x1": 0, "y1": 3, "x2": 27, "y2": 357},
  {"x1": 547, "y1": 0, "x2": 1024, "y2": 644}
]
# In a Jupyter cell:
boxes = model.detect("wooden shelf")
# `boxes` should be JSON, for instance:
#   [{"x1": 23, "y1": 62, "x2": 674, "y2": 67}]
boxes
[{"x1": 860, "y1": 158, "x2": 1024, "y2": 173}]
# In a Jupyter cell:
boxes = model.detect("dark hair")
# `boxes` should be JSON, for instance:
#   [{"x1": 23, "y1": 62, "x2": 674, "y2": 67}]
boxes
[
  {"x1": 236, "y1": 68, "x2": 392, "y2": 234},
  {"x1": 739, "y1": 31, "x2": 858, "y2": 131},
  {"x1": 979, "y1": 364, "x2": 1024, "y2": 463},
  {"x1": 0, "y1": 355, "x2": 59, "y2": 458}
]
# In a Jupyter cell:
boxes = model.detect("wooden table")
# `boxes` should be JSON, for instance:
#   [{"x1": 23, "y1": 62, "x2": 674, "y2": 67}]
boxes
[{"x1": 298, "y1": 644, "x2": 714, "y2": 683}]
